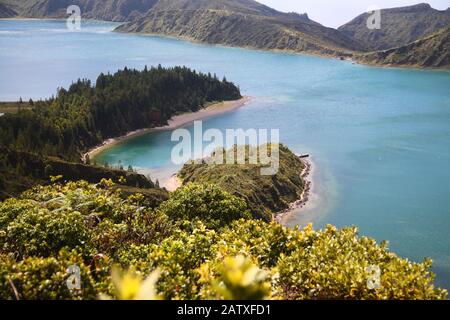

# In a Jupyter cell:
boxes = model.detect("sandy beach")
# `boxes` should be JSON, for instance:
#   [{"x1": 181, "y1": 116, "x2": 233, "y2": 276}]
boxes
[
  {"x1": 275, "y1": 156, "x2": 316, "y2": 224},
  {"x1": 163, "y1": 175, "x2": 183, "y2": 192},
  {"x1": 83, "y1": 96, "x2": 251, "y2": 161}
]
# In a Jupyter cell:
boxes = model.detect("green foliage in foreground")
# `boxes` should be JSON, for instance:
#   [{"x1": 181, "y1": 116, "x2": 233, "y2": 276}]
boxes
[
  {"x1": 158, "y1": 183, "x2": 251, "y2": 229},
  {"x1": 0, "y1": 181, "x2": 447, "y2": 300},
  {"x1": 0, "y1": 250, "x2": 98, "y2": 300},
  {"x1": 0, "y1": 179, "x2": 174, "y2": 259}
]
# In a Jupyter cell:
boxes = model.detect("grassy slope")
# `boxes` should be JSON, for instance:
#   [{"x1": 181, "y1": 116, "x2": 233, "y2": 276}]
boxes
[{"x1": 179, "y1": 145, "x2": 306, "y2": 221}]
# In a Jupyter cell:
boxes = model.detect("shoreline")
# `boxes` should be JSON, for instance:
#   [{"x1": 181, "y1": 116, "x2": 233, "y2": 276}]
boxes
[
  {"x1": 163, "y1": 175, "x2": 183, "y2": 192},
  {"x1": 118, "y1": 31, "x2": 449, "y2": 72},
  {"x1": 83, "y1": 96, "x2": 251, "y2": 161},
  {"x1": 2, "y1": 19, "x2": 448, "y2": 71},
  {"x1": 275, "y1": 156, "x2": 315, "y2": 224}
]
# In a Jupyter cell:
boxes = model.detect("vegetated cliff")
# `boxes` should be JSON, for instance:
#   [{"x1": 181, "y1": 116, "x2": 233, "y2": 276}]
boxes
[{"x1": 179, "y1": 144, "x2": 306, "y2": 221}]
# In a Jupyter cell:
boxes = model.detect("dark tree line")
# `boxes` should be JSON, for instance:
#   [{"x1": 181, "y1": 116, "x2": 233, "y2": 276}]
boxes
[{"x1": 0, "y1": 65, "x2": 241, "y2": 162}]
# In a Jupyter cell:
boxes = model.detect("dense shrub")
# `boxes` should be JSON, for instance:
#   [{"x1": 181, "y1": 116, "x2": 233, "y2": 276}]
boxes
[
  {"x1": 198, "y1": 255, "x2": 272, "y2": 300},
  {"x1": 0, "y1": 198, "x2": 93, "y2": 258},
  {"x1": 0, "y1": 180, "x2": 174, "y2": 259},
  {"x1": 0, "y1": 250, "x2": 97, "y2": 300},
  {"x1": 115, "y1": 220, "x2": 447, "y2": 300},
  {"x1": 116, "y1": 222, "x2": 218, "y2": 299},
  {"x1": 217, "y1": 219, "x2": 303, "y2": 268},
  {"x1": 275, "y1": 225, "x2": 447, "y2": 300},
  {"x1": 0, "y1": 181, "x2": 447, "y2": 300},
  {"x1": 158, "y1": 183, "x2": 251, "y2": 229}
]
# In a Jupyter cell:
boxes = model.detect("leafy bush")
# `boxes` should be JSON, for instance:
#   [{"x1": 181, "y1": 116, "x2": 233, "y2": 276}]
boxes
[
  {"x1": 0, "y1": 198, "x2": 93, "y2": 258},
  {"x1": 198, "y1": 255, "x2": 272, "y2": 300},
  {"x1": 275, "y1": 225, "x2": 447, "y2": 300},
  {"x1": 0, "y1": 180, "x2": 174, "y2": 258},
  {"x1": 158, "y1": 183, "x2": 251, "y2": 229},
  {"x1": 216, "y1": 219, "x2": 303, "y2": 268},
  {"x1": 115, "y1": 220, "x2": 447, "y2": 300},
  {"x1": 0, "y1": 250, "x2": 97, "y2": 300},
  {"x1": 0, "y1": 181, "x2": 446, "y2": 300},
  {"x1": 116, "y1": 222, "x2": 218, "y2": 299},
  {"x1": 100, "y1": 267, "x2": 162, "y2": 301}
]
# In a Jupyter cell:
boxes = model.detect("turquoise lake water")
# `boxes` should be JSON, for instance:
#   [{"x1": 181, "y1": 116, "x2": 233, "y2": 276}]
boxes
[{"x1": 1, "y1": 20, "x2": 450, "y2": 288}]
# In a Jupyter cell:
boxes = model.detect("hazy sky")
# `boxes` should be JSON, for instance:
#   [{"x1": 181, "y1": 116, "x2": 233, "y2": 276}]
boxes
[{"x1": 257, "y1": 1, "x2": 450, "y2": 28}]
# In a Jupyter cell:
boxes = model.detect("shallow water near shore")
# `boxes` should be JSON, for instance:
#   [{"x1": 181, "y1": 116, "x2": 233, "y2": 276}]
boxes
[{"x1": 1, "y1": 19, "x2": 450, "y2": 288}]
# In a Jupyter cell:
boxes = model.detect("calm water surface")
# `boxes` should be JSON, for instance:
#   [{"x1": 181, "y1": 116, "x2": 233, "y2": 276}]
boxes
[{"x1": 1, "y1": 20, "x2": 450, "y2": 288}]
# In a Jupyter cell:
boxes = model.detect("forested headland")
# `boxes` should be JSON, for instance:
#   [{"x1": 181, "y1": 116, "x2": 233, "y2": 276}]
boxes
[
  {"x1": 0, "y1": 66, "x2": 241, "y2": 197},
  {"x1": 0, "y1": 66, "x2": 241, "y2": 161}
]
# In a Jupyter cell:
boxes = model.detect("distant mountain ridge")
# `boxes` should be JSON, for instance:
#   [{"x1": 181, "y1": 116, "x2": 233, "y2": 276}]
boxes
[
  {"x1": 1, "y1": 0, "x2": 449, "y2": 68},
  {"x1": 339, "y1": 3, "x2": 450, "y2": 51},
  {"x1": 0, "y1": 0, "x2": 158, "y2": 21},
  {"x1": 116, "y1": 0, "x2": 365, "y2": 56},
  {"x1": 0, "y1": 0, "x2": 365, "y2": 56}
]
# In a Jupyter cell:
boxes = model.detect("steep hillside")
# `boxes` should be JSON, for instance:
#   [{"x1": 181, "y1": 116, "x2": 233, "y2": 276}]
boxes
[
  {"x1": 0, "y1": 0, "x2": 158, "y2": 21},
  {"x1": 339, "y1": 3, "x2": 450, "y2": 51},
  {"x1": 0, "y1": 3, "x2": 16, "y2": 17},
  {"x1": 149, "y1": 0, "x2": 280, "y2": 17},
  {"x1": 116, "y1": 0, "x2": 364, "y2": 56},
  {"x1": 358, "y1": 27, "x2": 450, "y2": 68}
]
